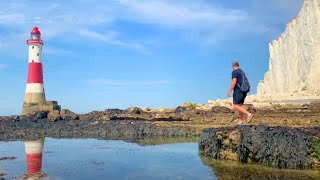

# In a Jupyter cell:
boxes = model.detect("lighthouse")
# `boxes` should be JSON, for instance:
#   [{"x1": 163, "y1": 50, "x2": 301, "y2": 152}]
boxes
[
  {"x1": 22, "y1": 27, "x2": 60, "y2": 115},
  {"x1": 24, "y1": 27, "x2": 45, "y2": 104}
]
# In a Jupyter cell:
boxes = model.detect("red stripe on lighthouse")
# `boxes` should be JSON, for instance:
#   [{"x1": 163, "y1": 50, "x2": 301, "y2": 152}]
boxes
[
  {"x1": 27, "y1": 63, "x2": 43, "y2": 83},
  {"x1": 26, "y1": 153, "x2": 43, "y2": 175}
]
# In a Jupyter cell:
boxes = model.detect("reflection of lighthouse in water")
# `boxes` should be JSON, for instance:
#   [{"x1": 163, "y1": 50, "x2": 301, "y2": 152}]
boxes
[{"x1": 24, "y1": 138, "x2": 45, "y2": 179}]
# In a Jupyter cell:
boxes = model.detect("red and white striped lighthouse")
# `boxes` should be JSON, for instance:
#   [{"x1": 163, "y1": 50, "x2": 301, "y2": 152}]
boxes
[
  {"x1": 24, "y1": 138, "x2": 45, "y2": 177},
  {"x1": 22, "y1": 27, "x2": 61, "y2": 115},
  {"x1": 24, "y1": 27, "x2": 46, "y2": 105}
]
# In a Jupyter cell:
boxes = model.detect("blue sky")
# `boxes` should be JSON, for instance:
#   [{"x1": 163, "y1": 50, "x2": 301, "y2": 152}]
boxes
[{"x1": 0, "y1": 0, "x2": 303, "y2": 115}]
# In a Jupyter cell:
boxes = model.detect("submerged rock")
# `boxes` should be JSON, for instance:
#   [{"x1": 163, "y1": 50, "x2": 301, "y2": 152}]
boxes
[
  {"x1": 199, "y1": 125, "x2": 320, "y2": 169},
  {"x1": 200, "y1": 156, "x2": 319, "y2": 180}
]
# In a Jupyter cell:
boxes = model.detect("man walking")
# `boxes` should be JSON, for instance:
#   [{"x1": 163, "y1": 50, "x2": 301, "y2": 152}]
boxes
[{"x1": 227, "y1": 61, "x2": 254, "y2": 125}]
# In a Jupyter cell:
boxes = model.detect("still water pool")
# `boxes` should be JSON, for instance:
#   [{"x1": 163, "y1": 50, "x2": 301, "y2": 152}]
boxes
[{"x1": 0, "y1": 138, "x2": 319, "y2": 180}]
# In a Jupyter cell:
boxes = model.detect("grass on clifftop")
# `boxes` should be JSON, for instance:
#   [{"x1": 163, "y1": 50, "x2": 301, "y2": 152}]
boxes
[{"x1": 313, "y1": 139, "x2": 320, "y2": 160}]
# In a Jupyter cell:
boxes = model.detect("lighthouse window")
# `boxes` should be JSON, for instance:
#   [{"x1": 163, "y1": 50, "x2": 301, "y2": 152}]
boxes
[
  {"x1": 32, "y1": 60, "x2": 34, "y2": 62},
  {"x1": 37, "y1": 53, "x2": 39, "y2": 56},
  {"x1": 32, "y1": 46, "x2": 34, "y2": 49}
]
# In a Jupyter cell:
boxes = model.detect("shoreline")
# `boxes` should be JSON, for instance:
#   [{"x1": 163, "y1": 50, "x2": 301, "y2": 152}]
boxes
[{"x1": 1, "y1": 102, "x2": 320, "y2": 170}]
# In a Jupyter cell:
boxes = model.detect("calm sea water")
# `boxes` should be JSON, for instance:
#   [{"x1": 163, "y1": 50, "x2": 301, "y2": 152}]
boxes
[{"x1": 0, "y1": 138, "x2": 319, "y2": 180}]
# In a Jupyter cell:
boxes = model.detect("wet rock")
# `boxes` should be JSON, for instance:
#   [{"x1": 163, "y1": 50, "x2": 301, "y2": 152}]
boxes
[
  {"x1": 82, "y1": 111, "x2": 105, "y2": 120},
  {"x1": 200, "y1": 155, "x2": 318, "y2": 180},
  {"x1": 60, "y1": 109, "x2": 79, "y2": 120},
  {"x1": 104, "y1": 109, "x2": 123, "y2": 114},
  {"x1": 125, "y1": 107, "x2": 143, "y2": 114},
  {"x1": 13, "y1": 115, "x2": 20, "y2": 121},
  {"x1": 211, "y1": 106, "x2": 232, "y2": 113},
  {"x1": 0, "y1": 171, "x2": 6, "y2": 177},
  {"x1": 22, "y1": 111, "x2": 48, "y2": 121},
  {"x1": 48, "y1": 110, "x2": 61, "y2": 121},
  {"x1": 175, "y1": 106, "x2": 195, "y2": 113},
  {"x1": 34, "y1": 111, "x2": 48, "y2": 120},
  {"x1": 0, "y1": 157, "x2": 17, "y2": 161},
  {"x1": 0, "y1": 119, "x2": 197, "y2": 141},
  {"x1": 199, "y1": 125, "x2": 320, "y2": 169}
]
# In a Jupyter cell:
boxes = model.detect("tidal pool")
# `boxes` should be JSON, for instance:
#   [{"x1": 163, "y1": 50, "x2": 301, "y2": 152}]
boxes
[{"x1": 0, "y1": 138, "x2": 319, "y2": 180}]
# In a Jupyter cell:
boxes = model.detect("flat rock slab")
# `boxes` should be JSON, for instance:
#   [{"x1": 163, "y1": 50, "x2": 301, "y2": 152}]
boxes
[
  {"x1": 199, "y1": 125, "x2": 320, "y2": 170},
  {"x1": 0, "y1": 119, "x2": 197, "y2": 141}
]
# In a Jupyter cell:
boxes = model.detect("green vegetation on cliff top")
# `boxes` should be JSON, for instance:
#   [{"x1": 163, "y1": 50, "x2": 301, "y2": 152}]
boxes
[{"x1": 313, "y1": 139, "x2": 320, "y2": 160}]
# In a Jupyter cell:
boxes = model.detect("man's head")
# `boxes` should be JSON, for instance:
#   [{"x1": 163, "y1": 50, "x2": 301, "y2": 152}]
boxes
[{"x1": 232, "y1": 61, "x2": 240, "y2": 70}]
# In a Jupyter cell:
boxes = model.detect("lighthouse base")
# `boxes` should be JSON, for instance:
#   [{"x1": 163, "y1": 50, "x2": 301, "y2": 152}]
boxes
[{"x1": 22, "y1": 101, "x2": 61, "y2": 115}]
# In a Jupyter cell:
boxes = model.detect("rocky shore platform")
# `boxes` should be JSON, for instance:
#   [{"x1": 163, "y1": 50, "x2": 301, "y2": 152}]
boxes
[
  {"x1": 199, "y1": 125, "x2": 320, "y2": 170},
  {"x1": 1, "y1": 102, "x2": 320, "y2": 170}
]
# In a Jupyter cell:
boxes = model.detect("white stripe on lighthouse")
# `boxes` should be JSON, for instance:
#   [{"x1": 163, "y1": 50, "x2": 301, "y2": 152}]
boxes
[
  {"x1": 25, "y1": 83, "x2": 44, "y2": 93},
  {"x1": 28, "y1": 44, "x2": 42, "y2": 63}
]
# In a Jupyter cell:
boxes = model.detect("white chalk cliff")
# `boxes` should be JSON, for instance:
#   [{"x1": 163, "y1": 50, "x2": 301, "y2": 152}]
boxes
[{"x1": 258, "y1": 0, "x2": 320, "y2": 97}]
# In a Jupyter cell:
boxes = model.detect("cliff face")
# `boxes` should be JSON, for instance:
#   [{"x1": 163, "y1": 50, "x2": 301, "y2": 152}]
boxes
[{"x1": 258, "y1": 0, "x2": 320, "y2": 96}]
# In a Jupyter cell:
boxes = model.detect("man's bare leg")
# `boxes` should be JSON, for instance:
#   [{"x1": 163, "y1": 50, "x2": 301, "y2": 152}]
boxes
[
  {"x1": 234, "y1": 104, "x2": 252, "y2": 124},
  {"x1": 239, "y1": 112, "x2": 245, "y2": 120}
]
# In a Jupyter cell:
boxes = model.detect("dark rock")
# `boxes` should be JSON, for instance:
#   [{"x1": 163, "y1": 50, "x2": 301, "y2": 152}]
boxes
[
  {"x1": 175, "y1": 106, "x2": 187, "y2": 113},
  {"x1": 34, "y1": 111, "x2": 48, "y2": 120},
  {"x1": 211, "y1": 106, "x2": 232, "y2": 113},
  {"x1": 199, "y1": 125, "x2": 320, "y2": 169},
  {"x1": 0, "y1": 171, "x2": 6, "y2": 177},
  {"x1": 48, "y1": 110, "x2": 61, "y2": 121},
  {"x1": 125, "y1": 107, "x2": 143, "y2": 114},
  {"x1": 104, "y1": 109, "x2": 123, "y2": 114},
  {"x1": 0, "y1": 119, "x2": 198, "y2": 141},
  {"x1": 22, "y1": 111, "x2": 48, "y2": 121},
  {"x1": 174, "y1": 106, "x2": 195, "y2": 113},
  {"x1": 82, "y1": 111, "x2": 105, "y2": 120},
  {"x1": 60, "y1": 109, "x2": 79, "y2": 120},
  {"x1": 0, "y1": 156, "x2": 17, "y2": 161},
  {"x1": 200, "y1": 155, "x2": 317, "y2": 180}
]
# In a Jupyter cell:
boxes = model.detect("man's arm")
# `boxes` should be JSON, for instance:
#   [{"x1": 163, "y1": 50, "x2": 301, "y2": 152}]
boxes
[{"x1": 227, "y1": 78, "x2": 237, "y2": 97}]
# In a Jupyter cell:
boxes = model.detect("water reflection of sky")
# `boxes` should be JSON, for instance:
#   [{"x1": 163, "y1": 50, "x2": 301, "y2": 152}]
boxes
[
  {"x1": 0, "y1": 138, "x2": 216, "y2": 180},
  {"x1": 1, "y1": 138, "x2": 319, "y2": 180}
]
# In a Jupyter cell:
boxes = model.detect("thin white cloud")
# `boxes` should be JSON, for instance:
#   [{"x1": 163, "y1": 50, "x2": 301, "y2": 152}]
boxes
[
  {"x1": 77, "y1": 29, "x2": 149, "y2": 54},
  {"x1": 111, "y1": 0, "x2": 283, "y2": 46},
  {"x1": 115, "y1": 0, "x2": 248, "y2": 28},
  {"x1": 44, "y1": 47, "x2": 74, "y2": 56},
  {"x1": 0, "y1": 13, "x2": 25, "y2": 25},
  {"x1": 89, "y1": 78, "x2": 173, "y2": 86},
  {"x1": 0, "y1": 0, "x2": 304, "y2": 55},
  {"x1": 0, "y1": 64, "x2": 8, "y2": 69}
]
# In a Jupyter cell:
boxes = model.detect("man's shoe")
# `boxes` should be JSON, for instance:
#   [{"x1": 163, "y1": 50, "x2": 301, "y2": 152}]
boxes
[
  {"x1": 246, "y1": 114, "x2": 254, "y2": 123},
  {"x1": 236, "y1": 121, "x2": 243, "y2": 125}
]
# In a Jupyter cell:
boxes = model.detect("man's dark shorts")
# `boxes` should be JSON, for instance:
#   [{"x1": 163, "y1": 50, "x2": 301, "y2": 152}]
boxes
[{"x1": 233, "y1": 91, "x2": 247, "y2": 105}]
